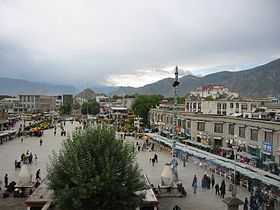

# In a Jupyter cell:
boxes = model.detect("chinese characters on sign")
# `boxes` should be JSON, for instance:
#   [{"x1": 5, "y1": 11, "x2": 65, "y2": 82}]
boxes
[{"x1": 262, "y1": 141, "x2": 272, "y2": 153}]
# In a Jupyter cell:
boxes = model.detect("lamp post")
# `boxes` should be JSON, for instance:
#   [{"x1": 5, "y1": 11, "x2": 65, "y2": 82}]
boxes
[
  {"x1": 223, "y1": 135, "x2": 244, "y2": 210},
  {"x1": 232, "y1": 135, "x2": 239, "y2": 198},
  {"x1": 115, "y1": 111, "x2": 121, "y2": 131},
  {"x1": 172, "y1": 66, "x2": 179, "y2": 155},
  {"x1": 134, "y1": 115, "x2": 142, "y2": 136}
]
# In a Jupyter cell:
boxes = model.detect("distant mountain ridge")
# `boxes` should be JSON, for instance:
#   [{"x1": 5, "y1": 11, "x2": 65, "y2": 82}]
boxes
[
  {"x1": 0, "y1": 78, "x2": 77, "y2": 96},
  {"x1": 110, "y1": 58, "x2": 280, "y2": 98}
]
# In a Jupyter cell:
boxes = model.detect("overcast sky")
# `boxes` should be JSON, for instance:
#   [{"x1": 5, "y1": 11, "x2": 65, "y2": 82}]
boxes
[{"x1": 0, "y1": 0, "x2": 279, "y2": 88}]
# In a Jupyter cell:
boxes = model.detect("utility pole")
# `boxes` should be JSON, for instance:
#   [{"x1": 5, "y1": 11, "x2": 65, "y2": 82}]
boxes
[{"x1": 172, "y1": 66, "x2": 179, "y2": 155}]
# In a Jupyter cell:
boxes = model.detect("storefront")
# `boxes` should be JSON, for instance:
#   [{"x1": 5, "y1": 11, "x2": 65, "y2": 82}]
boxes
[{"x1": 247, "y1": 145, "x2": 261, "y2": 167}]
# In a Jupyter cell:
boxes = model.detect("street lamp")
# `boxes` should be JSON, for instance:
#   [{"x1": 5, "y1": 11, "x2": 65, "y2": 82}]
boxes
[
  {"x1": 232, "y1": 135, "x2": 239, "y2": 197},
  {"x1": 172, "y1": 66, "x2": 179, "y2": 155},
  {"x1": 115, "y1": 111, "x2": 121, "y2": 131},
  {"x1": 134, "y1": 115, "x2": 142, "y2": 136},
  {"x1": 223, "y1": 135, "x2": 244, "y2": 210}
]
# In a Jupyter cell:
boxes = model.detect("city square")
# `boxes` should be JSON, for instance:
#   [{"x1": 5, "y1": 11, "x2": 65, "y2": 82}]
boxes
[{"x1": 0, "y1": 120, "x2": 262, "y2": 210}]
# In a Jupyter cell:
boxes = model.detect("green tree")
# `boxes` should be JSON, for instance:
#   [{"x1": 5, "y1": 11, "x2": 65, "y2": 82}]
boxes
[
  {"x1": 72, "y1": 100, "x2": 81, "y2": 110},
  {"x1": 81, "y1": 100, "x2": 100, "y2": 115},
  {"x1": 132, "y1": 94, "x2": 163, "y2": 125},
  {"x1": 47, "y1": 126, "x2": 147, "y2": 210},
  {"x1": 59, "y1": 102, "x2": 72, "y2": 115}
]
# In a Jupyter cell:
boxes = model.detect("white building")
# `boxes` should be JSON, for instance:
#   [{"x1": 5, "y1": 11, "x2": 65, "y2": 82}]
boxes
[
  {"x1": 185, "y1": 99, "x2": 259, "y2": 116},
  {"x1": 190, "y1": 84, "x2": 239, "y2": 99}
]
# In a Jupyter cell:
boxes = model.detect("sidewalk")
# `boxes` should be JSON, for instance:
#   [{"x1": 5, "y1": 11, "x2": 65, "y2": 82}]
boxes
[{"x1": 126, "y1": 135, "x2": 251, "y2": 210}]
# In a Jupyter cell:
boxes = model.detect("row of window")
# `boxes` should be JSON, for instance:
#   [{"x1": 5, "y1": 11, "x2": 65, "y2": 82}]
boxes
[
  {"x1": 196, "y1": 122, "x2": 273, "y2": 142},
  {"x1": 19, "y1": 96, "x2": 36, "y2": 103}
]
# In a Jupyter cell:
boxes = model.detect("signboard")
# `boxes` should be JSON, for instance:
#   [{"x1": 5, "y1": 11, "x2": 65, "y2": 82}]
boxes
[
  {"x1": 184, "y1": 128, "x2": 190, "y2": 134},
  {"x1": 262, "y1": 141, "x2": 272, "y2": 153}
]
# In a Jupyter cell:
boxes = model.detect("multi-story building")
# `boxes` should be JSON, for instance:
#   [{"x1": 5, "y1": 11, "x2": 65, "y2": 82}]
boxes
[
  {"x1": 150, "y1": 108, "x2": 280, "y2": 170},
  {"x1": 62, "y1": 94, "x2": 73, "y2": 105},
  {"x1": 15, "y1": 94, "x2": 57, "y2": 113},
  {"x1": 190, "y1": 84, "x2": 239, "y2": 99},
  {"x1": 185, "y1": 99, "x2": 259, "y2": 116}
]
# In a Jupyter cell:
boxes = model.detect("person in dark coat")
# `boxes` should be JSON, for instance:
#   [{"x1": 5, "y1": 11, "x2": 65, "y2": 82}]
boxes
[
  {"x1": 220, "y1": 179, "x2": 226, "y2": 198},
  {"x1": 244, "y1": 198, "x2": 248, "y2": 210},
  {"x1": 211, "y1": 174, "x2": 215, "y2": 188},
  {"x1": 154, "y1": 154, "x2": 158, "y2": 163},
  {"x1": 152, "y1": 158, "x2": 155, "y2": 166},
  {"x1": 215, "y1": 183, "x2": 220, "y2": 195},
  {"x1": 192, "y1": 175, "x2": 198, "y2": 193},
  {"x1": 4, "y1": 174, "x2": 8, "y2": 187},
  {"x1": 36, "y1": 169, "x2": 41, "y2": 180}
]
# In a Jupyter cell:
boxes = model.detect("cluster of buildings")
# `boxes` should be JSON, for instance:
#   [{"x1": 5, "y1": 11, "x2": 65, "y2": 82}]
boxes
[
  {"x1": 0, "y1": 92, "x2": 135, "y2": 129},
  {"x1": 150, "y1": 84, "x2": 280, "y2": 173},
  {"x1": 0, "y1": 94, "x2": 73, "y2": 114}
]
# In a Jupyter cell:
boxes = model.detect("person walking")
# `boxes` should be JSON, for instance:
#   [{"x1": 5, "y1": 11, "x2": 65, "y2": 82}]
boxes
[
  {"x1": 34, "y1": 154, "x2": 38, "y2": 163},
  {"x1": 152, "y1": 158, "x2": 155, "y2": 166},
  {"x1": 154, "y1": 154, "x2": 158, "y2": 163},
  {"x1": 4, "y1": 174, "x2": 8, "y2": 187},
  {"x1": 39, "y1": 138, "x2": 43, "y2": 146},
  {"x1": 220, "y1": 179, "x2": 226, "y2": 198},
  {"x1": 36, "y1": 169, "x2": 41, "y2": 180},
  {"x1": 211, "y1": 174, "x2": 215, "y2": 188},
  {"x1": 244, "y1": 197, "x2": 249, "y2": 210},
  {"x1": 215, "y1": 183, "x2": 220, "y2": 195},
  {"x1": 192, "y1": 175, "x2": 198, "y2": 193}
]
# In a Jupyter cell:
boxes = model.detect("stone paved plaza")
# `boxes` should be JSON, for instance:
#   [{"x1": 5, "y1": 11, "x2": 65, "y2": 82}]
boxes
[
  {"x1": 125, "y1": 135, "x2": 252, "y2": 210},
  {"x1": 0, "y1": 122, "x2": 277, "y2": 210}
]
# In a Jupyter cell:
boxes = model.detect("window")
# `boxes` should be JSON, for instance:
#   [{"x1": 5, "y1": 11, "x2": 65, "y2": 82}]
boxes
[
  {"x1": 222, "y1": 103, "x2": 227, "y2": 109},
  {"x1": 239, "y1": 126, "x2": 245, "y2": 138},
  {"x1": 187, "y1": 120, "x2": 191, "y2": 128},
  {"x1": 228, "y1": 124, "x2": 234, "y2": 135},
  {"x1": 222, "y1": 111, "x2": 227, "y2": 115},
  {"x1": 241, "y1": 104, "x2": 247, "y2": 110},
  {"x1": 217, "y1": 110, "x2": 221, "y2": 114},
  {"x1": 265, "y1": 131, "x2": 273, "y2": 142},
  {"x1": 250, "y1": 129, "x2": 258, "y2": 141},
  {"x1": 214, "y1": 123, "x2": 223, "y2": 133},
  {"x1": 186, "y1": 102, "x2": 189, "y2": 110},
  {"x1": 236, "y1": 103, "x2": 239, "y2": 108},
  {"x1": 198, "y1": 103, "x2": 201, "y2": 109},
  {"x1": 230, "y1": 103, "x2": 234, "y2": 108},
  {"x1": 193, "y1": 103, "x2": 197, "y2": 109},
  {"x1": 248, "y1": 147, "x2": 257, "y2": 156},
  {"x1": 181, "y1": 120, "x2": 186, "y2": 128},
  {"x1": 217, "y1": 103, "x2": 221, "y2": 109},
  {"x1": 178, "y1": 119, "x2": 181, "y2": 126},
  {"x1": 197, "y1": 122, "x2": 205, "y2": 131}
]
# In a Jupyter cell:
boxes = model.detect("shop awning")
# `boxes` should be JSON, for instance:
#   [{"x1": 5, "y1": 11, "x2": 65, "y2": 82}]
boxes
[
  {"x1": 262, "y1": 151, "x2": 272, "y2": 155},
  {"x1": 220, "y1": 147, "x2": 233, "y2": 151},
  {"x1": 263, "y1": 160, "x2": 275, "y2": 165},
  {"x1": 248, "y1": 144, "x2": 257, "y2": 149}
]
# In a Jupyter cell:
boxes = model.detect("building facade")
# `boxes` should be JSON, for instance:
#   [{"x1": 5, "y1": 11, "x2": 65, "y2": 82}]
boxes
[
  {"x1": 185, "y1": 99, "x2": 259, "y2": 116},
  {"x1": 150, "y1": 108, "x2": 280, "y2": 169},
  {"x1": 14, "y1": 94, "x2": 57, "y2": 113},
  {"x1": 190, "y1": 84, "x2": 239, "y2": 99}
]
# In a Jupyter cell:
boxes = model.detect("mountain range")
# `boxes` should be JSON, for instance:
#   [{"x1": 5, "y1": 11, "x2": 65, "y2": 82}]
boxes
[
  {"x1": 0, "y1": 78, "x2": 77, "y2": 96},
  {"x1": 110, "y1": 58, "x2": 280, "y2": 98},
  {"x1": 0, "y1": 58, "x2": 279, "y2": 98}
]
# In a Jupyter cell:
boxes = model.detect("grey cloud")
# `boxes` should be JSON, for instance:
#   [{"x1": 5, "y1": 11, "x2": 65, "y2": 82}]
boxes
[{"x1": 0, "y1": 0, "x2": 279, "y2": 87}]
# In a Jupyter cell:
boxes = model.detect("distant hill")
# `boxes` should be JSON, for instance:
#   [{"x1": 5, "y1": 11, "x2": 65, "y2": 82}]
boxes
[
  {"x1": 0, "y1": 78, "x2": 77, "y2": 96},
  {"x1": 110, "y1": 58, "x2": 280, "y2": 98},
  {"x1": 76, "y1": 88, "x2": 96, "y2": 100}
]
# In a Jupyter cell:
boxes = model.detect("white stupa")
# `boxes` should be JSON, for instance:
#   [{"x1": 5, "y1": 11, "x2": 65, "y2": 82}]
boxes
[
  {"x1": 18, "y1": 164, "x2": 33, "y2": 186},
  {"x1": 160, "y1": 163, "x2": 173, "y2": 186}
]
